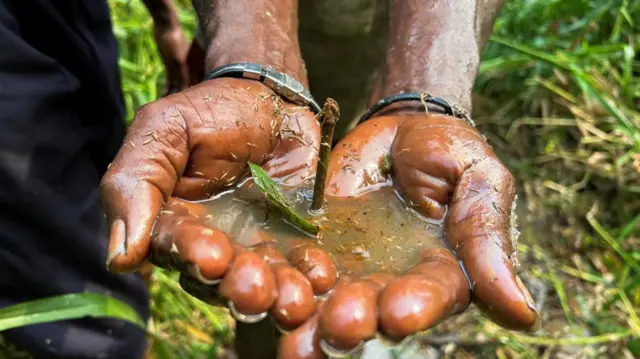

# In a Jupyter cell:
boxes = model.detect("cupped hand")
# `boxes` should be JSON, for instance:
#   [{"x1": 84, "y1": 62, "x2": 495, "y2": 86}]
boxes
[
  {"x1": 100, "y1": 77, "x2": 320, "y2": 276},
  {"x1": 279, "y1": 112, "x2": 541, "y2": 358}
]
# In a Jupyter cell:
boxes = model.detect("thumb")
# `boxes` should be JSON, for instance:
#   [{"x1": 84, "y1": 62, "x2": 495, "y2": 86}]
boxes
[
  {"x1": 391, "y1": 115, "x2": 541, "y2": 332},
  {"x1": 101, "y1": 99, "x2": 190, "y2": 273},
  {"x1": 447, "y1": 156, "x2": 541, "y2": 332}
]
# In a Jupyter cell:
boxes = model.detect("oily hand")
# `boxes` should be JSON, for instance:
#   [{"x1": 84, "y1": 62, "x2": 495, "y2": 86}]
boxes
[
  {"x1": 279, "y1": 112, "x2": 541, "y2": 358},
  {"x1": 100, "y1": 77, "x2": 320, "y2": 275}
]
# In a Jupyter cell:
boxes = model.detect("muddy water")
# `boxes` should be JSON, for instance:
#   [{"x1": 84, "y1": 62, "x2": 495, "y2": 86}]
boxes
[{"x1": 200, "y1": 184, "x2": 446, "y2": 277}]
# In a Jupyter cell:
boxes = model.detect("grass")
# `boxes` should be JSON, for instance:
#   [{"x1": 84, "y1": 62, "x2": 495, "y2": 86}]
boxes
[{"x1": 108, "y1": 0, "x2": 639, "y2": 357}]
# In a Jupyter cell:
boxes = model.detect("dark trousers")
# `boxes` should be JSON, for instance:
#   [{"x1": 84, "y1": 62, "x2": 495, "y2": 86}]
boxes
[{"x1": 0, "y1": 0, "x2": 149, "y2": 357}]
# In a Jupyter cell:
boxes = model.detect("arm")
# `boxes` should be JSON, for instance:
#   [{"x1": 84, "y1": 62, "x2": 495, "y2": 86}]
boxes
[
  {"x1": 142, "y1": 0, "x2": 190, "y2": 94},
  {"x1": 142, "y1": 0, "x2": 181, "y2": 29},
  {"x1": 192, "y1": 0, "x2": 307, "y2": 86},
  {"x1": 374, "y1": 0, "x2": 506, "y2": 110}
]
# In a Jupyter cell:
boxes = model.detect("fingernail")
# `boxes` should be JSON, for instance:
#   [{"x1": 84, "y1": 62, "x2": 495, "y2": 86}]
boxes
[
  {"x1": 106, "y1": 219, "x2": 126, "y2": 271},
  {"x1": 187, "y1": 263, "x2": 221, "y2": 285},
  {"x1": 516, "y1": 276, "x2": 542, "y2": 333}
]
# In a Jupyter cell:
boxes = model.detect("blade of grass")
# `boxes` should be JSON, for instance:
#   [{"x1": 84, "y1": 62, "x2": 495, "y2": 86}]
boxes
[
  {"x1": 478, "y1": 55, "x2": 533, "y2": 76},
  {"x1": 586, "y1": 206, "x2": 640, "y2": 275},
  {"x1": 618, "y1": 212, "x2": 640, "y2": 243},
  {"x1": 489, "y1": 35, "x2": 573, "y2": 72},
  {"x1": 571, "y1": 68, "x2": 640, "y2": 143},
  {"x1": 154, "y1": 270, "x2": 226, "y2": 333},
  {"x1": 0, "y1": 293, "x2": 145, "y2": 332},
  {"x1": 617, "y1": 289, "x2": 640, "y2": 336},
  {"x1": 492, "y1": 35, "x2": 640, "y2": 144},
  {"x1": 498, "y1": 329, "x2": 634, "y2": 346},
  {"x1": 603, "y1": 267, "x2": 640, "y2": 310}
]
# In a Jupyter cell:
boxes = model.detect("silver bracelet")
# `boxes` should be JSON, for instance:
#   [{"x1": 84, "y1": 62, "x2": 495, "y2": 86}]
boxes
[{"x1": 205, "y1": 62, "x2": 322, "y2": 114}]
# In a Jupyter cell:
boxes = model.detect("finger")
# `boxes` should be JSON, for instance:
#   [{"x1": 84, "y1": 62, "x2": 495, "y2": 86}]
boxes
[
  {"x1": 173, "y1": 160, "x2": 246, "y2": 200},
  {"x1": 101, "y1": 96, "x2": 191, "y2": 273},
  {"x1": 317, "y1": 280, "x2": 378, "y2": 352},
  {"x1": 246, "y1": 229, "x2": 317, "y2": 330},
  {"x1": 271, "y1": 264, "x2": 316, "y2": 330},
  {"x1": 379, "y1": 248, "x2": 470, "y2": 340},
  {"x1": 219, "y1": 251, "x2": 277, "y2": 318},
  {"x1": 390, "y1": 115, "x2": 463, "y2": 220},
  {"x1": 253, "y1": 243, "x2": 289, "y2": 266},
  {"x1": 288, "y1": 243, "x2": 338, "y2": 296},
  {"x1": 361, "y1": 272, "x2": 395, "y2": 289},
  {"x1": 447, "y1": 151, "x2": 541, "y2": 331},
  {"x1": 149, "y1": 208, "x2": 234, "y2": 284},
  {"x1": 164, "y1": 197, "x2": 210, "y2": 218},
  {"x1": 391, "y1": 115, "x2": 540, "y2": 332},
  {"x1": 175, "y1": 88, "x2": 319, "y2": 200},
  {"x1": 325, "y1": 117, "x2": 400, "y2": 197},
  {"x1": 172, "y1": 80, "x2": 281, "y2": 200},
  {"x1": 262, "y1": 107, "x2": 321, "y2": 187},
  {"x1": 278, "y1": 312, "x2": 327, "y2": 359}
]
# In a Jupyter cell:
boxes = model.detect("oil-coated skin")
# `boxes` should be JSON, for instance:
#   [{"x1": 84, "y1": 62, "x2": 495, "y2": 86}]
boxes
[
  {"x1": 271, "y1": 264, "x2": 317, "y2": 330},
  {"x1": 380, "y1": 248, "x2": 470, "y2": 339},
  {"x1": 278, "y1": 113, "x2": 541, "y2": 357},
  {"x1": 287, "y1": 243, "x2": 339, "y2": 296},
  {"x1": 149, "y1": 198, "x2": 233, "y2": 283},
  {"x1": 325, "y1": 114, "x2": 540, "y2": 328},
  {"x1": 219, "y1": 251, "x2": 277, "y2": 315},
  {"x1": 249, "y1": 231, "x2": 317, "y2": 329},
  {"x1": 318, "y1": 280, "x2": 379, "y2": 350},
  {"x1": 278, "y1": 306, "x2": 325, "y2": 359},
  {"x1": 101, "y1": 76, "x2": 320, "y2": 273}
]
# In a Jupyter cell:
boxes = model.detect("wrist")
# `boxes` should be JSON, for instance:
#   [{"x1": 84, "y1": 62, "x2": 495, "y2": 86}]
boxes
[
  {"x1": 374, "y1": 0, "x2": 482, "y2": 111},
  {"x1": 197, "y1": 0, "x2": 307, "y2": 87}
]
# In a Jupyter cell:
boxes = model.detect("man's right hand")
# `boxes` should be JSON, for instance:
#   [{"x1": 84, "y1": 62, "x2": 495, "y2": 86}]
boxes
[{"x1": 100, "y1": 77, "x2": 320, "y2": 274}]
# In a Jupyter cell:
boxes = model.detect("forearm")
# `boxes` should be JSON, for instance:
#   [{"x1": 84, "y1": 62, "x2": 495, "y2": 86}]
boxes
[
  {"x1": 142, "y1": 0, "x2": 181, "y2": 29},
  {"x1": 375, "y1": 0, "x2": 505, "y2": 111},
  {"x1": 192, "y1": 0, "x2": 307, "y2": 86}
]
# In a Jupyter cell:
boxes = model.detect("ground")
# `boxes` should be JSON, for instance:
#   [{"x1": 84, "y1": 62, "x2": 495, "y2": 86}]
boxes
[{"x1": 109, "y1": 0, "x2": 640, "y2": 358}]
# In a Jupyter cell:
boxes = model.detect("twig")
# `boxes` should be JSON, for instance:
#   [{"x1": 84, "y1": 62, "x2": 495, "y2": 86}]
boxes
[{"x1": 311, "y1": 98, "x2": 340, "y2": 211}]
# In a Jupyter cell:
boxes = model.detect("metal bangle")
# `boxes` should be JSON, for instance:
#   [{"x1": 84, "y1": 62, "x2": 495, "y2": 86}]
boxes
[
  {"x1": 358, "y1": 92, "x2": 473, "y2": 125},
  {"x1": 204, "y1": 62, "x2": 322, "y2": 114}
]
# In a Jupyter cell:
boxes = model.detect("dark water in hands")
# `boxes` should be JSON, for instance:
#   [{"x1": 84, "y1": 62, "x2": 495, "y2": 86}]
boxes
[{"x1": 200, "y1": 185, "x2": 446, "y2": 277}]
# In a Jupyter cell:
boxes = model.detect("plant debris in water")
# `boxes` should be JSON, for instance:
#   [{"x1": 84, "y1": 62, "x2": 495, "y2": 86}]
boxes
[{"x1": 248, "y1": 162, "x2": 319, "y2": 235}]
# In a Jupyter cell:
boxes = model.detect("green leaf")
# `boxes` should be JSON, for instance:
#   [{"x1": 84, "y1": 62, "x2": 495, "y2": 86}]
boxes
[
  {"x1": 0, "y1": 293, "x2": 145, "y2": 332},
  {"x1": 248, "y1": 162, "x2": 319, "y2": 235}
]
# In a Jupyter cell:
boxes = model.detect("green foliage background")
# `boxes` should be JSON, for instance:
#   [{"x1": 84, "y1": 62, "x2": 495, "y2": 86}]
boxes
[{"x1": 108, "y1": 0, "x2": 639, "y2": 357}]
